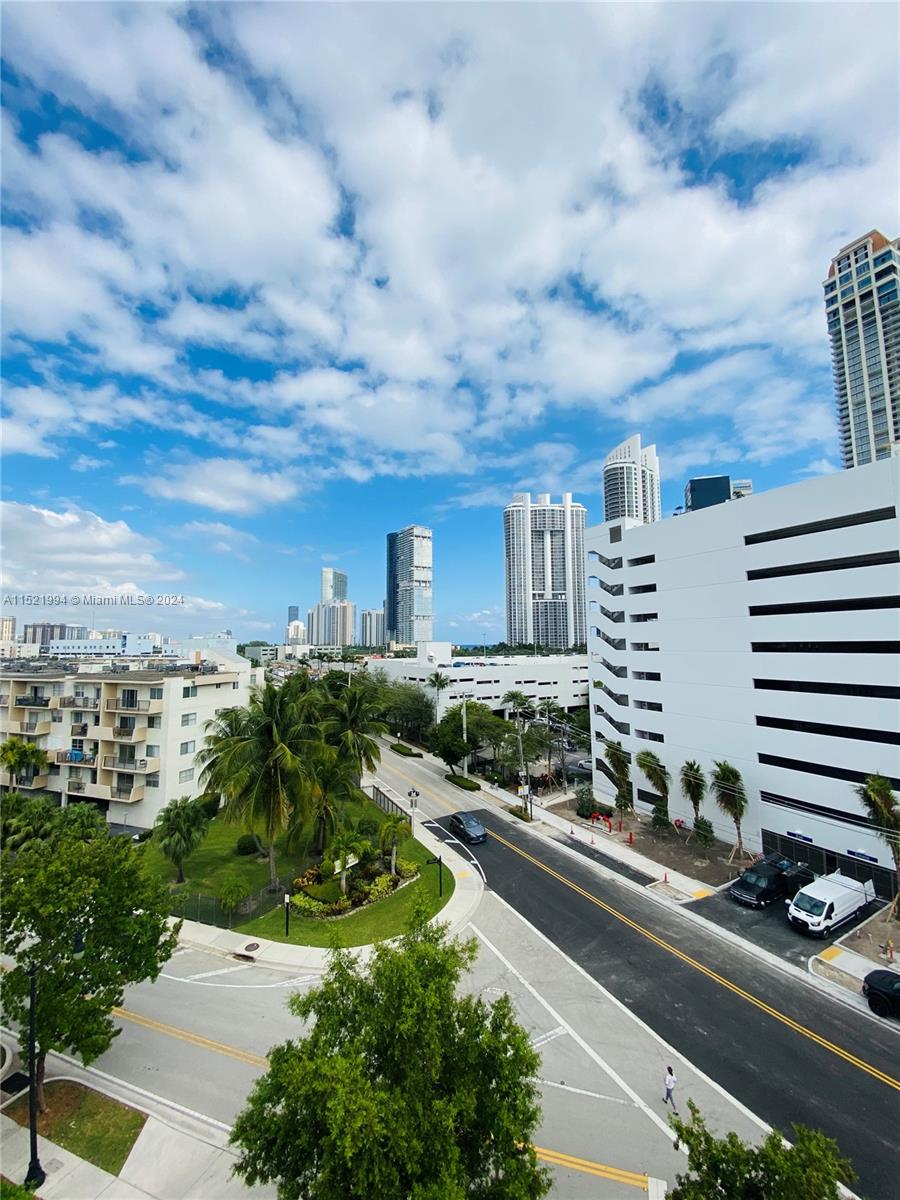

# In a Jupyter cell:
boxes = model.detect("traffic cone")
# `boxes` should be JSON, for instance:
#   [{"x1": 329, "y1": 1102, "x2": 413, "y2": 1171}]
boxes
[{"x1": 663, "y1": 871, "x2": 668, "y2": 884}]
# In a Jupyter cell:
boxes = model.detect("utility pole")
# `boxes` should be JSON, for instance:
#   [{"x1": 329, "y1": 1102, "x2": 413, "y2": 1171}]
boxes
[{"x1": 461, "y1": 696, "x2": 468, "y2": 778}]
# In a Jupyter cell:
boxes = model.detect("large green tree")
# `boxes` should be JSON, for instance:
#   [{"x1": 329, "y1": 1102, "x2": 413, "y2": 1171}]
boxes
[
  {"x1": 680, "y1": 761, "x2": 706, "y2": 826},
  {"x1": 0, "y1": 738, "x2": 49, "y2": 790},
  {"x1": 230, "y1": 907, "x2": 550, "y2": 1200},
  {"x1": 1, "y1": 794, "x2": 105, "y2": 854},
  {"x1": 430, "y1": 702, "x2": 494, "y2": 775},
  {"x1": 710, "y1": 761, "x2": 749, "y2": 861},
  {"x1": 322, "y1": 682, "x2": 387, "y2": 778},
  {"x1": 380, "y1": 681, "x2": 434, "y2": 743},
  {"x1": 636, "y1": 750, "x2": 670, "y2": 827},
  {"x1": 379, "y1": 812, "x2": 411, "y2": 876},
  {"x1": 1, "y1": 833, "x2": 179, "y2": 1110},
  {"x1": 426, "y1": 671, "x2": 451, "y2": 723},
  {"x1": 153, "y1": 794, "x2": 210, "y2": 884},
  {"x1": 669, "y1": 1101, "x2": 854, "y2": 1199},
  {"x1": 604, "y1": 740, "x2": 633, "y2": 816},
  {"x1": 853, "y1": 774, "x2": 900, "y2": 913}
]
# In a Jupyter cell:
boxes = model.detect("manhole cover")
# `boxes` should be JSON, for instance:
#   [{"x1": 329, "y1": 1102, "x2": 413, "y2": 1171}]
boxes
[
  {"x1": 243, "y1": 942, "x2": 260, "y2": 952},
  {"x1": 1, "y1": 1071, "x2": 29, "y2": 1095}
]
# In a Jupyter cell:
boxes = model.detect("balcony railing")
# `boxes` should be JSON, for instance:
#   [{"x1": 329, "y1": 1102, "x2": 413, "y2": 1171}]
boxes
[
  {"x1": 15, "y1": 695, "x2": 51, "y2": 707},
  {"x1": 106, "y1": 699, "x2": 151, "y2": 712},
  {"x1": 67, "y1": 780, "x2": 86, "y2": 793},
  {"x1": 77, "y1": 698, "x2": 100, "y2": 710},
  {"x1": 18, "y1": 773, "x2": 50, "y2": 789},
  {"x1": 0, "y1": 695, "x2": 9, "y2": 706},
  {"x1": 103, "y1": 755, "x2": 158, "y2": 774},
  {"x1": 71, "y1": 724, "x2": 88, "y2": 736},
  {"x1": 59, "y1": 696, "x2": 76, "y2": 707},
  {"x1": 112, "y1": 785, "x2": 144, "y2": 802},
  {"x1": 112, "y1": 725, "x2": 143, "y2": 741},
  {"x1": 57, "y1": 750, "x2": 98, "y2": 765}
]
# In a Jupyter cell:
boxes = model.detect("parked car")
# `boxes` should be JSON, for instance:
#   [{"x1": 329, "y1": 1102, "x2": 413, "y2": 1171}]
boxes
[
  {"x1": 728, "y1": 853, "x2": 814, "y2": 909},
  {"x1": 576, "y1": 760, "x2": 594, "y2": 771},
  {"x1": 448, "y1": 811, "x2": 487, "y2": 845},
  {"x1": 862, "y1": 969, "x2": 900, "y2": 1019},
  {"x1": 785, "y1": 871, "x2": 875, "y2": 937}
]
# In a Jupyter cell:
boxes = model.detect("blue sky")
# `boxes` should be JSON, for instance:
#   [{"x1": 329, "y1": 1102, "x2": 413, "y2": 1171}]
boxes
[{"x1": 2, "y1": 3, "x2": 898, "y2": 643}]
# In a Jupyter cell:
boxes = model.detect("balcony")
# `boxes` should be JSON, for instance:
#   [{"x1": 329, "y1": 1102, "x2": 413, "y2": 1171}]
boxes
[
  {"x1": 71, "y1": 723, "x2": 89, "y2": 737},
  {"x1": 59, "y1": 696, "x2": 76, "y2": 708},
  {"x1": 106, "y1": 698, "x2": 162, "y2": 714},
  {"x1": 111, "y1": 725, "x2": 145, "y2": 742},
  {"x1": 57, "y1": 750, "x2": 98, "y2": 765},
  {"x1": 103, "y1": 755, "x2": 159, "y2": 774},
  {"x1": 19, "y1": 720, "x2": 52, "y2": 737},
  {"x1": 111, "y1": 784, "x2": 145, "y2": 803},
  {"x1": 15, "y1": 695, "x2": 53, "y2": 708},
  {"x1": 0, "y1": 694, "x2": 9, "y2": 706},
  {"x1": 18, "y1": 773, "x2": 50, "y2": 790},
  {"x1": 67, "y1": 780, "x2": 111, "y2": 801},
  {"x1": 76, "y1": 697, "x2": 100, "y2": 710}
]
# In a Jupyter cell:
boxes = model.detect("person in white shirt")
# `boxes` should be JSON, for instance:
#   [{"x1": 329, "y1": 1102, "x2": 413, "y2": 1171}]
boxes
[{"x1": 663, "y1": 1066, "x2": 678, "y2": 1113}]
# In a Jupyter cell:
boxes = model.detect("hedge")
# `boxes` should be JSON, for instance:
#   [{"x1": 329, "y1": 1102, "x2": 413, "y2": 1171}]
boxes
[
  {"x1": 446, "y1": 775, "x2": 481, "y2": 792},
  {"x1": 390, "y1": 743, "x2": 424, "y2": 758}
]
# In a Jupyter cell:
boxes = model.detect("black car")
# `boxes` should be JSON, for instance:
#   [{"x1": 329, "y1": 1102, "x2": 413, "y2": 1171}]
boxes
[
  {"x1": 728, "y1": 853, "x2": 814, "y2": 909},
  {"x1": 862, "y1": 969, "x2": 900, "y2": 1019},
  {"x1": 448, "y1": 812, "x2": 487, "y2": 845}
]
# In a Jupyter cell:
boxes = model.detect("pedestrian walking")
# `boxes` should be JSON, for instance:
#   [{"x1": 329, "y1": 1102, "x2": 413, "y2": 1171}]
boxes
[{"x1": 663, "y1": 1066, "x2": 678, "y2": 1113}]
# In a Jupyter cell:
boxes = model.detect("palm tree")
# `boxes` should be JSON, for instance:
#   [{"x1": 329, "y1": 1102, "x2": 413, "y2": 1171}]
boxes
[
  {"x1": 427, "y1": 672, "x2": 451, "y2": 724},
  {"x1": 154, "y1": 795, "x2": 209, "y2": 884},
  {"x1": 710, "y1": 760, "x2": 748, "y2": 862},
  {"x1": 536, "y1": 699, "x2": 564, "y2": 783},
  {"x1": 329, "y1": 826, "x2": 367, "y2": 897},
  {"x1": 1, "y1": 794, "x2": 58, "y2": 853},
  {"x1": 198, "y1": 684, "x2": 308, "y2": 888},
  {"x1": 502, "y1": 690, "x2": 533, "y2": 782},
  {"x1": 0, "y1": 739, "x2": 49, "y2": 790},
  {"x1": 291, "y1": 743, "x2": 359, "y2": 854},
  {"x1": 604, "y1": 740, "x2": 632, "y2": 815},
  {"x1": 636, "y1": 750, "x2": 670, "y2": 825},
  {"x1": 680, "y1": 761, "x2": 706, "y2": 827},
  {"x1": 854, "y1": 774, "x2": 900, "y2": 914},
  {"x1": 322, "y1": 682, "x2": 388, "y2": 779},
  {"x1": 379, "y1": 812, "x2": 411, "y2": 876}
]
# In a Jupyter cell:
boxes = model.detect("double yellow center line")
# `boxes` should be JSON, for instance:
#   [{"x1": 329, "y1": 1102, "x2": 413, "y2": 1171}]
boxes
[{"x1": 486, "y1": 828, "x2": 900, "y2": 1093}]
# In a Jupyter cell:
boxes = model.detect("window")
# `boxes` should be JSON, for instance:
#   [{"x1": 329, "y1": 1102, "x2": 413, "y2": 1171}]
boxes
[
  {"x1": 754, "y1": 678, "x2": 900, "y2": 700},
  {"x1": 146, "y1": 744, "x2": 160, "y2": 757},
  {"x1": 752, "y1": 640, "x2": 900, "y2": 654},
  {"x1": 744, "y1": 506, "x2": 895, "y2": 545},
  {"x1": 146, "y1": 775, "x2": 160, "y2": 788},
  {"x1": 180, "y1": 740, "x2": 195, "y2": 755},
  {"x1": 150, "y1": 687, "x2": 163, "y2": 699},
  {"x1": 634, "y1": 700, "x2": 663, "y2": 712},
  {"x1": 181, "y1": 712, "x2": 197, "y2": 726},
  {"x1": 749, "y1": 595, "x2": 900, "y2": 616},
  {"x1": 148, "y1": 715, "x2": 161, "y2": 729},
  {"x1": 609, "y1": 526, "x2": 622, "y2": 544},
  {"x1": 633, "y1": 671, "x2": 661, "y2": 681},
  {"x1": 635, "y1": 729, "x2": 664, "y2": 743},
  {"x1": 178, "y1": 768, "x2": 194, "y2": 783},
  {"x1": 839, "y1": 272, "x2": 851, "y2": 285},
  {"x1": 628, "y1": 583, "x2": 657, "y2": 595},
  {"x1": 182, "y1": 685, "x2": 197, "y2": 699},
  {"x1": 758, "y1": 753, "x2": 900, "y2": 790},
  {"x1": 756, "y1": 715, "x2": 900, "y2": 745},
  {"x1": 627, "y1": 554, "x2": 655, "y2": 567},
  {"x1": 747, "y1": 550, "x2": 899, "y2": 581}
]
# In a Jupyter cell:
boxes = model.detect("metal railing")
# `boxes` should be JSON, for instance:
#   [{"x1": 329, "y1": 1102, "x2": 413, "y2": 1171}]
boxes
[
  {"x1": 57, "y1": 750, "x2": 97, "y2": 764},
  {"x1": 166, "y1": 877, "x2": 290, "y2": 930},
  {"x1": 15, "y1": 695, "x2": 50, "y2": 707},
  {"x1": 106, "y1": 699, "x2": 151, "y2": 712},
  {"x1": 68, "y1": 781, "x2": 86, "y2": 793},
  {"x1": 367, "y1": 783, "x2": 409, "y2": 819}
]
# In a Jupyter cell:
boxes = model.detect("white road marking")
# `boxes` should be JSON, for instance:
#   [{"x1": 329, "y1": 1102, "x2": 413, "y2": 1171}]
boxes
[
  {"x1": 470, "y1": 923, "x2": 679, "y2": 1147},
  {"x1": 159, "y1": 969, "x2": 320, "y2": 990},
  {"x1": 185, "y1": 964, "x2": 255, "y2": 981},
  {"x1": 539, "y1": 1079, "x2": 629, "y2": 1104},
  {"x1": 532, "y1": 1025, "x2": 567, "y2": 1049}
]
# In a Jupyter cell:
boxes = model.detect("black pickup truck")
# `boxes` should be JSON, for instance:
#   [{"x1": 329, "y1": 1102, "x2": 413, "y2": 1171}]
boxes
[{"x1": 728, "y1": 852, "x2": 814, "y2": 909}]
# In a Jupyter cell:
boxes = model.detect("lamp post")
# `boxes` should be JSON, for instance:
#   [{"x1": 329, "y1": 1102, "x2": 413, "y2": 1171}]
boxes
[
  {"x1": 25, "y1": 932, "x2": 84, "y2": 1190},
  {"x1": 427, "y1": 855, "x2": 443, "y2": 897},
  {"x1": 461, "y1": 697, "x2": 468, "y2": 778},
  {"x1": 407, "y1": 788, "x2": 419, "y2": 820},
  {"x1": 284, "y1": 892, "x2": 291, "y2": 939}
]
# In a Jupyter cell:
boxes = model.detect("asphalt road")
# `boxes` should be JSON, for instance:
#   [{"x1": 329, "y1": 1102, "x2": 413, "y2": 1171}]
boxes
[{"x1": 429, "y1": 806, "x2": 900, "y2": 1200}]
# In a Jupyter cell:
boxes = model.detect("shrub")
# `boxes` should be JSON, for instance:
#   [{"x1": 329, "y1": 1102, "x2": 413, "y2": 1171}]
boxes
[
  {"x1": 293, "y1": 867, "x2": 321, "y2": 890},
  {"x1": 509, "y1": 805, "x2": 531, "y2": 822},
  {"x1": 356, "y1": 842, "x2": 378, "y2": 867},
  {"x1": 200, "y1": 794, "x2": 221, "y2": 820},
  {"x1": 134, "y1": 828, "x2": 154, "y2": 843},
  {"x1": 651, "y1": 800, "x2": 671, "y2": 830},
  {"x1": 446, "y1": 775, "x2": 481, "y2": 792},
  {"x1": 693, "y1": 816, "x2": 715, "y2": 848},
  {"x1": 328, "y1": 897, "x2": 352, "y2": 916},
  {"x1": 395, "y1": 858, "x2": 418, "y2": 880},
  {"x1": 594, "y1": 801, "x2": 614, "y2": 817},
  {"x1": 291, "y1": 892, "x2": 327, "y2": 918},
  {"x1": 368, "y1": 873, "x2": 396, "y2": 901},
  {"x1": 357, "y1": 817, "x2": 379, "y2": 837},
  {"x1": 235, "y1": 833, "x2": 259, "y2": 856},
  {"x1": 390, "y1": 743, "x2": 424, "y2": 758},
  {"x1": 319, "y1": 855, "x2": 334, "y2": 879},
  {"x1": 575, "y1": 793, "x2": 595, "y2": 819}
]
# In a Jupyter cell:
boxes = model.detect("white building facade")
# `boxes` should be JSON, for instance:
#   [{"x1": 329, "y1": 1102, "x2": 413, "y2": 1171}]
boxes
[
  {"x1": 504, "y1": 493, "x2": 586, "y2": 649},
  {"x1": 321, "y1": 567, "x2": 348, "y2": 602},
  {"x1": 0, "y1": 657, "x2": 257, "y2": 830},
  {"x1": 307, "y1": 600, "x2": 356, "y2": 646},
  {"x1": 360, "y1": 609, "x2": 385, "y2": 646},
  {"x1": 386, "y1": 525, "x2": 433, "y2": 644},
  {"x1": 586, "y1": 456, "x2": 900, "y2": 898},
  {"x1": 603, "y1": 434, "x2": 661, "y2": 525},
  {"x1": 824, "y1": 229, "x2": 899, "y2": 469}
]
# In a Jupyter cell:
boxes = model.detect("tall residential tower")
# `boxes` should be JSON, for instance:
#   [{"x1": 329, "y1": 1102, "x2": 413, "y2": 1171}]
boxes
[
  {"x1": 385, "y1": 525, "x2": 433, "y2": 644},
  {"x1": 503, "y1": 492, "x2": 586, "y2": 649},
  {"x1": 603, "y1": 435, "x2": 661, "y2": 524},
  {"x1": 320, "y1": 567, "x2": 348, "y2": 602},
  {"x1": 825, "y1": 229, "x2": 899, "y2": 467}
]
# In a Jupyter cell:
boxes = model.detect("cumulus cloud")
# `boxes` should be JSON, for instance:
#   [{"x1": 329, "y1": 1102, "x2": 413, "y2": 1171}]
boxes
[{"x1": 131, "y1": 458, "x2": 300, "y2": 514}]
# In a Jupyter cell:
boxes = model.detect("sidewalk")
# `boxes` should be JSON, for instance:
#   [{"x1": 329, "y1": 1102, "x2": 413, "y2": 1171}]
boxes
[{"x1": 175, "y1": 796, "x2": 483, "y2": 973}]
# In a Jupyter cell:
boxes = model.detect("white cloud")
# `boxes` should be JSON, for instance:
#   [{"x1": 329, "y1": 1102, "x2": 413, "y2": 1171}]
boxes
[
  {"x1": 132, "y1": 458, "x2": 300, "y2": 514},
  {"x1": 71, "y1": 454, "x2": 109, "y2": 472}
]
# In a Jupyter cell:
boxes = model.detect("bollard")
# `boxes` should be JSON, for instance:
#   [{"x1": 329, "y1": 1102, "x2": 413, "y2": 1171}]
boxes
[
  {"x1": 663, "y1": 871, "x2": 668, "y2": 884},
  {"x1": 627, "y1": 831, "x2": 634, "y2": 846},
  {"x1": 887, "y1": 938, "x2": 895, "y2": 963},
  {"x1": 617, "y1": 819, "x2": 623, "y2": 833}
]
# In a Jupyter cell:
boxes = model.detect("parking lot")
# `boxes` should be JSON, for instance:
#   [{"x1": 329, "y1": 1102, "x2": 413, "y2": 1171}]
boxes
[{"x1": 686, "y1": 884, "x2": 884, "y2": 969}]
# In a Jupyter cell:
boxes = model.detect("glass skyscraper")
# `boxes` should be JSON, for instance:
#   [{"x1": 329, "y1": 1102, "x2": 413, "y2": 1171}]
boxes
[{"x1": 385, "y1": 525, "x2": 433, "y2": 644}]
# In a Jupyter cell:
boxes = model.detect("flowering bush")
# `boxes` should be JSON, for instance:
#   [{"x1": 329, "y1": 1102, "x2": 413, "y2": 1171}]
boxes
[
  {"x1": 368, "y1": 873, "x2": 396, "y2": 901},
  {"x1": 394, "y1": 858, "x2": 418, "y2": 880},
  {"x1": 293, "y1": 867, "x2": 321, "y2": 890}
]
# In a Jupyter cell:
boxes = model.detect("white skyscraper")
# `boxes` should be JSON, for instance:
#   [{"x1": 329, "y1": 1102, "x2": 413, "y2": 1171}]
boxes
[
  {"x1": 307, "y1": 601, "x2": 356, "y2": 647},
  {"x1": 360, "y1": 609, "x2": 385, "y2": 646},
  {"x1": 285, "y1": 619, "x2": 307, "y2": 645},
  {"x1": 385, "y1": 525, "x2": 432, "y2": 644},
  {"x1": 824, "y1": 229, "x2": 899, "y2": 468},
  {"x1": 503, "y1": 492, "x2": 586, "y2": 649},
  {"x1": 603, "y1": 435, "x2": 661, "y2": 524},
  {"x1": 321, "y1": 567, "x2": 348, "y2": 602}
]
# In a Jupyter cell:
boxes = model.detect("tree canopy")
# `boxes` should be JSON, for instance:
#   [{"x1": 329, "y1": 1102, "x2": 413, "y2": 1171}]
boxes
[
  {"x1": 230, "y1": 906, "x2": 550, "y2": 1200},
  {"x1": 669, "y1": 1101, "x2": 854, "y2": 1200}
]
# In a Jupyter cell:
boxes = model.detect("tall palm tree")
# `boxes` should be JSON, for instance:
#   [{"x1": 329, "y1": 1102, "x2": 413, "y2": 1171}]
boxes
[
  {"x1": 329, "y1": 826, "x2": 367, "y2": 896},
  {"x1": 379, "y1": 812, "x2": 411, "y2": 876},
  {"x1": 154, "y1": 795, "x2": 210, "y2": 884},
  {"x1": 636, "y1": 750, "x2": 670, "y2": 824},
  {"x1": 854, "y1": 774, "x2": 900, "y2": 914},
  {"x1": 322, "y1": 682, "x2": 388, "y2": 779},
  {"x1": 198, "y1": 684, "x2": 308, "y2": 889},
  {"x1": 291, "y1": 742, "x2": 361, "y2": 854},
  {"x1": 536, "y1": 699, "x2": 564, "y2": 783},
  {"x1": 710, "y1": 760, "x2": 748, "y2": 861},
  {"x1": 502, "y1": 690, "x2": 534, "y2": 783},
  {"x1": 680, "y1": 761, "x2": 706, "y2": 827},
  {"x1": 427, "y1": 672, "x2": 451, "y2": 724},
  {"x1": 0, "y1": 739, "x2": 49, "y2": 790},
  {"x1": 604, "y1": 740, "x2": 632, "y2": 815}
]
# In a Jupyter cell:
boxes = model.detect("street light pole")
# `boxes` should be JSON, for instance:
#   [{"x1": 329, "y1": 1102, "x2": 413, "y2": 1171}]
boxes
[
  {"x1": 407, "y1": 788, "x2": 419, "y2": 820},
  {"x1": 284, "y1": 892, "x2": 291, "y2": 939},
  {"x1": 24, "y1": 963, "x2": 45, "y2": 1190},
  {"x1": 427, "y1": 855, "x2": 443, "y2": 897},
  {"x1": 461, "y1": 696, "x2": 468, "y2": 778}
]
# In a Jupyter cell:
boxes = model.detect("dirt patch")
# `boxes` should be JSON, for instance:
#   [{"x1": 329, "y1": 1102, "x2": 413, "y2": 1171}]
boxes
[
  {"x1": 546, "y1": 802, "x2": 744, "y2": 887},
  {"x1": 838, "y1": 903, "x2": 900, "y2": 969}
]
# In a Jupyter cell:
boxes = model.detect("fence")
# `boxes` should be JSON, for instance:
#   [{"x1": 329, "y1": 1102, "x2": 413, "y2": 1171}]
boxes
[
  {"x1": 367, "y1": 783, "x2": 409, "y2": 819},
  {"x1": 167, "y1": 876, "x2": 290, "y2": 930}
]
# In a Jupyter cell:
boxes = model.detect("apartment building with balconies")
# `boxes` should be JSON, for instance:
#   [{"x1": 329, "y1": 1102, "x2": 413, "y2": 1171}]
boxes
[
  {"x1": 585, "y1": 455, "x2": 900, "y2": 899},
  {"x1": 0, "y1": 658, "x2": 255, "y2": 829}
]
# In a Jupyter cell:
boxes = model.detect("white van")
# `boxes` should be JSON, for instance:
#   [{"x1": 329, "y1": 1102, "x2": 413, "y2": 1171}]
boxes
[{"x1": 786, "y1": 871, "x2": 875, "y2": 937}]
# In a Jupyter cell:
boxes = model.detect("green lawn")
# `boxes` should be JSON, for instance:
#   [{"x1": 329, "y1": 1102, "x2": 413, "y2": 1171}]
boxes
[
  {"x1": 140, "y1": 815, "x2": 302, "y2": 895},
  {"x1": 5, "y1": 1081, "x2": 146, "y2": 1176},
  {"x1": 236, "y1": 830, "x2": 454, "y2": 947}
]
